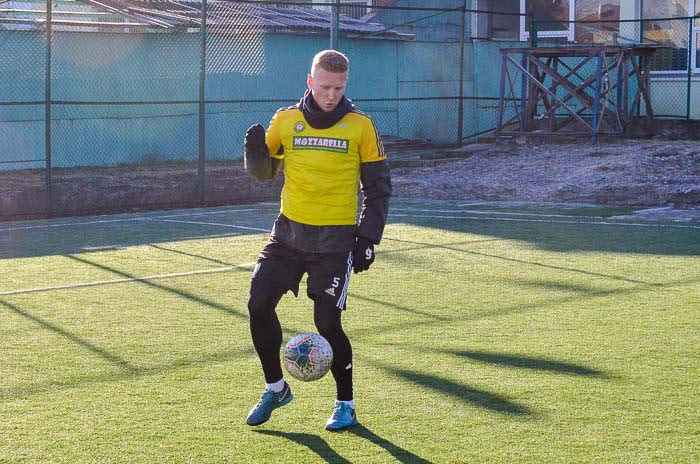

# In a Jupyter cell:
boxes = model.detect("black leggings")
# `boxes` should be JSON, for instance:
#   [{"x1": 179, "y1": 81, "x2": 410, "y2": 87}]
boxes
[{"x1": 248, "y1": 279, "x2": 354, "y2": 401}]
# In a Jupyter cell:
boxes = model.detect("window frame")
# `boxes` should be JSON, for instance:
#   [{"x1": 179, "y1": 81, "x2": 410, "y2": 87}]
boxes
[
  {"x1": 473, "y1": 0, "x2": 521, "y2": 41},
  {"x1": 694, "y1": 0, "x2": 700, "y2": 71},
  {"x1": 519, "y1": 0, "x2": 576, "y2": 42},
  {"x1": 639, "y1": 0, "x2": 700, "y2": 74},
  {"x1": 642, "y1": 0, "x2": 698, "y2": 74},
  {"x1": 476, "y1": 0, "x2": 699, "y2": 72}
]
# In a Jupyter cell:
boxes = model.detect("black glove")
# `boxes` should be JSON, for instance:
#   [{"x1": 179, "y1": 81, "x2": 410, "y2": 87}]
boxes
[
  {"x1": 353, "y1": 237, "x2": 375, "y2": 274},
  {"x1": 244, "y1": 124, "x2": 266, "y2": 154}
]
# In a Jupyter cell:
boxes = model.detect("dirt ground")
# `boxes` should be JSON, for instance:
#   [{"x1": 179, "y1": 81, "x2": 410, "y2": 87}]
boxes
[
  {"x1": 388, "y1": 137, "x2": 700, "y2": 222},
  {"x1": 1, "y1": 135, "x2": 698, "y2": 222}
]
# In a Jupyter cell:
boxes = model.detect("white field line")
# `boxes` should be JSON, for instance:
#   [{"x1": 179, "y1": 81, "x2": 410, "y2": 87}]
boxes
[
  {"x1": 0, "y1": 207, "x2": 276, "y2": 233},
  {"x1": 146, "y1": 218, "x2": 270, "y2": 232},
  {"x1": 151, "y1": 208, "x2": 275, "y2": 220},
  {"x1": 389, "y1": 212, "x2": 700, "y2": 230},
  {"x1": 0, "y1": 217, "x2": 144, "y2": 232},
  {"x1": 0, "y1": 262, "x2": 257, "y2": 296},
  {"x1": 391, "y1": 207, "x2": 608, "y2": 219}
]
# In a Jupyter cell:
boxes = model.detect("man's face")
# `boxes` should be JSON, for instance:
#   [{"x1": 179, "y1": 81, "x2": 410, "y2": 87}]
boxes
[{"x1": 307, "y1": 67, "x2": 348, "y2": 113}]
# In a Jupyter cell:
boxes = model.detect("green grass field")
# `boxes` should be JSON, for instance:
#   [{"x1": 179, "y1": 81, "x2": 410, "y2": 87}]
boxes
[{"x1": 1, "y1": 199, "x2": 698, "y2": 463}]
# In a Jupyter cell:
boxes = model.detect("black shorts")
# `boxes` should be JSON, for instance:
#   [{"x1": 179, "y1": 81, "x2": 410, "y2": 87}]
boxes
[{"x1": 251, "y1": 239, "x2": 354, "y2": 310}]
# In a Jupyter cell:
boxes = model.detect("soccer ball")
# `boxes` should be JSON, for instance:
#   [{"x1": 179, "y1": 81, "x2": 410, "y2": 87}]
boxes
[{"x1": 283, "y1": 332, "x2": 333, "y2": 382}]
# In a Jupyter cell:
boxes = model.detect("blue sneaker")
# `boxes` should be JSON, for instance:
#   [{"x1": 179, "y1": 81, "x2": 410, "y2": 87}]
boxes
[
  {"x1": 325, "y1": 402, "x2": 358, "y2": 431},
  {"x1": 246, "y1": 382, "x2": 293, "y2": 426}
]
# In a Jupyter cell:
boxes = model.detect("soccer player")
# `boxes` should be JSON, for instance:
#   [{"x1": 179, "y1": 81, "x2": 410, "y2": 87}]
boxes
[{"x1": 243, "y1": 49, "x2": 391, "y2": 431}]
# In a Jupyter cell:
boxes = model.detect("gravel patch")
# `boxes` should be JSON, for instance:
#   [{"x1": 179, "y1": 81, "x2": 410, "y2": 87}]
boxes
[{"x1": 390, "y1": 139, "x2": 700, "y2": 212}]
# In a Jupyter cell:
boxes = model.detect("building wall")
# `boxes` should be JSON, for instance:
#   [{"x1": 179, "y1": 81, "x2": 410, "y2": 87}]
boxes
[
  {"x1": 369, "y1": 0, "x2": 470, "y2": 42},
  {"x1": 396, "y1": 40, "x2": 470, "y2": 142},
  {"x1": 0, "y1": 29, "x2": 474, "y2": 169},
  {"x1": 649, "y1": 77, "x2": 700, "y2": 118},
  {"x1": 0, "y1": 31, "x2": 47, "y2": 168},
  {"x1": 1, "y1": 19, "x2": 694, "y2": 170},
  {"x1": 470, "y1": 40, "x2": 524, "y2": 136}
]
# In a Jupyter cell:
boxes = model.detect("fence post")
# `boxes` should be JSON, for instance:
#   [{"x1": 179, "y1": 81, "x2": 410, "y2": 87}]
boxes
[
  {"x1": 496, "y1": 53, "x2": 506, "y2": 132},
  {"x1": 45, "y1": 0, "x2": 53, "y2": 217},
  {"x1": 330, "y1": 0, "x2": 340, "y2": 50},
  {"x1": 592, "y1": 51, "x2": 604, "y2": 144},
  {"x1": 687, "y1": 17, "x2": 692, "y2": 120},
  {"x1": 457, "y1": 0, "x2": 466, "y2": 147},
  {"x1": 520, "y1": 53, "x2": 527, "y2": 132},
  {"x1": 529, "y1": 13, "x2": 537, "y2": 47},
  {"x1": 636, "y1": 17, "x2": 643, "y2": 118},
  {"x1": 198, "y1": 0, "x2": 207, "y2": 204}
]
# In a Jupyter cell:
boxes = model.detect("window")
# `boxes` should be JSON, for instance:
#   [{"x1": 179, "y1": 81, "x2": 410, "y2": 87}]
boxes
[
  {"x1": 574, "y1": 1, "x2": 621, "y2": 43},
  {"x1": 340, "y1": 1, "x2": 371, "y2": 20},
  {"x1": 530, "y1": 0, "x2": 571, "y2": 31},
  {"x1": 576, "y1": 0, "x2": 621, "y2": 21},
  {"x1": 511, "y1": 0, "x2": 698, "y2": 71},
  {"x1": 643, "y1": 0, "x2": 689, "y2": 17},
  {"x1": 520, "y1": 0, "x2": 575, "y2": 41},
  {"x1": 524, "y1": 0, "x2": 623, "y2": 41},
  {"x1": 643, "y1": 0, "x2": 694, "y2": 71},
  {"x1": 275, "y1": 0, "x2": 313, "y2": 9},
  {"x1": 476, "y1": 0, "x2": 520, "y2": 40}
]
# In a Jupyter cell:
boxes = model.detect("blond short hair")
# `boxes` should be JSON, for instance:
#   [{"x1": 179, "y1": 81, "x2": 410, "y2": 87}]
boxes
[{"x1": 311, "y1": 50, "x2": 349, "y2": 74}]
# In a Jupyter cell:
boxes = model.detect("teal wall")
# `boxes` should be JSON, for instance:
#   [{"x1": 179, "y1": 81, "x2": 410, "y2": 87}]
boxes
[
  {"x1": 469, "y1": 40, "x2": 525, "y2": 137},
  {"x1": 0, "y1": 31, "x2": 46, "y2": 167},
  {"x1": 0, "y1": 1, "x2": 481, "y2": 170},
  {"x1": 2, "y1": 26, "x2": 694, "y2": 170},
  {"x1": 397, "y1": 41, "x2": 465, "y2": 142},
  {"x1": 370, "y1": 0, "x2": 470, "y2": 43},
  {"x1": 0, "y1": 31, "x2": 203, "y2": 169},
  {"x1": 648, "y1": 78, "x2": 700, "y2": 119},
  {"x1": 0, "y1": 30, "x2": 472, "y2": 170}
]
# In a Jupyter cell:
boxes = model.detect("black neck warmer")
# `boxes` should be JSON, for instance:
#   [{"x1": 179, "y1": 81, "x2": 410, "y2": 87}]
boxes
[{"x1": 298, "y1": 89, "x2": 355, "y2": 129}]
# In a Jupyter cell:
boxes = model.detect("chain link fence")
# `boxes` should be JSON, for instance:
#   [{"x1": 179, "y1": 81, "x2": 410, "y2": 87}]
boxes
[
  {"x1": 0, "y1": 0, "x2": 479, "y2": 219},
  {"x1": 1, "y1": 1, "x2": 697, "y2": 219}
]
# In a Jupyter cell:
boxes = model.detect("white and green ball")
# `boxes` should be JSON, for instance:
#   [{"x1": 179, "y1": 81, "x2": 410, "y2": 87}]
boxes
[{"x1": 283, "y1": 332, "x2": 333, "y2": 382}]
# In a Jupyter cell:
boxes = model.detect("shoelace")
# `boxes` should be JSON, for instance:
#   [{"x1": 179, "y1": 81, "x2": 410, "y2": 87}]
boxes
[
  {"x1": 331, "y1": 403, "x2": 351, "y2": 418},
  {"x1": 256, "y1": 389, "x2": 276, "y2": 406}
]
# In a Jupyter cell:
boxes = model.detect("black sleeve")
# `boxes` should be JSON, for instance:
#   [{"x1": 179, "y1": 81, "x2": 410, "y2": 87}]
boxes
[
  {"x1": 244, "y1": 145, "x2": 282, "y2": 181},
  {"x1": 358, "y1": 159, "x2": 392, "y2": 244}
]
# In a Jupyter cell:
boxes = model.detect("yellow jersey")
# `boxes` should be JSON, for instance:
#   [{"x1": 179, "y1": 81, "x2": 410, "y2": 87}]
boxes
[{"x1": 265, "y1": 107, "x2": 386, "y2": 226}]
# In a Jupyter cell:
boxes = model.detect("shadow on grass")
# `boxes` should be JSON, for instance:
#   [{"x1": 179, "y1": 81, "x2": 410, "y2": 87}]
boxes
[
  {"x1": 0, "y1": 205, "x2": 276, "y2": 260},
  {"x1": 350, "y1": 294, "x2": 450, "y2": 321},
  {"x1": 253, "y1": 430, "x2": 351, "y2": 464},
  {"x1": 389, "y1": 205, "x2": 700, "y2": 256},
  {"x1": 254, "y1": 426, "x2": 435, "y2": 464},
  {"x1": 350, "y1": 270, "x2": 699, "y2": 346},
  {"x1": 383, "y1": 237, "x2": 661, "y2": 286},
  {"x1": 0, "y1": 342, "x2": 253, "y2": 402},
  {"x1": 380, "y1": 238, "x2": 504, "y2": 258},
  {"x1": 0, "y1": 297, "x2": 141, "y2": 374},
  {"x1": 349, "y1": 424, "x2": 435, "y2": 464},
  {"x1": 67, "y1": 254, "x2": 247, "y2": 319},
  {"x1": 449, "y1": 350, "x2": 608, "y2": 378},
  {"x1": 148, "y1": 243, "x2": 235, "y2": 267},
  {"x1": 381, "y1": 364, "x2": 530, "y2": 416},
  {"x1": 1, "y1": 284, "x2": 254, "y2": 402}
]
